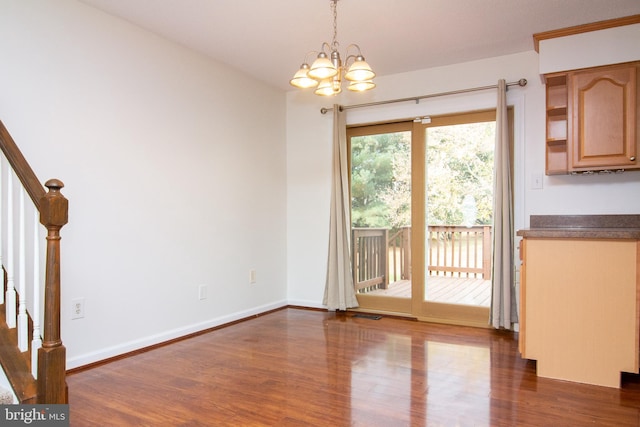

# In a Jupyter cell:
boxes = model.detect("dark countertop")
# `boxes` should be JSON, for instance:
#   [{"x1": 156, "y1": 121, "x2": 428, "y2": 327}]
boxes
[{"x1": 517, "y1": 214, "x2": 640, "y2": 239}]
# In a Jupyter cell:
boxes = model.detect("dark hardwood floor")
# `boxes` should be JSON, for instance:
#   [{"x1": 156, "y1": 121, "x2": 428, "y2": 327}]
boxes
[{"x1": 67, "y1": 308, "x2": 640, "y2": 426}]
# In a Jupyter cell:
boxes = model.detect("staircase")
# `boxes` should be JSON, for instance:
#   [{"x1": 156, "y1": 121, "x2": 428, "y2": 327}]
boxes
[{"x1": 0, "y1": 120, "x2": 68, "y2": 404}]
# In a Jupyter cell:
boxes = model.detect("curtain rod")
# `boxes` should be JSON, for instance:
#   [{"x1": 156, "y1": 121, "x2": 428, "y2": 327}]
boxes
[{"x1": 319, "y1": 78, "x2": 527, "y2": 114}]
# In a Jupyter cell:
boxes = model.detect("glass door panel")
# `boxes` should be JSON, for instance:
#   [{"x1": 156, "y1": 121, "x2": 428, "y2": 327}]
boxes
[
  {"x1": 411, "y1": 110, "x2": 496, "y2": 326},
  {"x1": 348, "y1": 122, "x2": 412, "y2": 314},
  {"x1": 424, "y1": 119, "x2": 495, "y2": 308}
]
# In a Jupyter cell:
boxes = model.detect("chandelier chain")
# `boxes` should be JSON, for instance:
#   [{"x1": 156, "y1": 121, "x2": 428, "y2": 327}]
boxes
[{"x1": 331, "y1": 0, "x2": 339, "y2": 51}]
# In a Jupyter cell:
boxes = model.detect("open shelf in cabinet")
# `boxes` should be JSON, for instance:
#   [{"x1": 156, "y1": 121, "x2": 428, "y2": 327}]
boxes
[{"x1": 545, "y1": 73, "x2": 568, "y2": 174}]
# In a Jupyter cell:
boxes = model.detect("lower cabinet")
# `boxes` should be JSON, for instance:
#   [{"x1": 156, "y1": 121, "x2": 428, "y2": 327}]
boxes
[{"x1": 519, "y1": 238, "x2": 639, "y2": 388}]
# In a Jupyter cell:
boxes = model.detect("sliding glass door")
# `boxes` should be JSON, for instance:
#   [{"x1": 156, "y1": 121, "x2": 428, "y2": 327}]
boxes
[{"x1": 348, "y1": 109, "x2": 510, "y2": 326}]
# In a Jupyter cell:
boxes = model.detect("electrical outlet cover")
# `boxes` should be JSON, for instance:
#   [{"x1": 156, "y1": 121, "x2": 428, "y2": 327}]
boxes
[{"x1": 71, "y1": 298, "x2": 85, "y2": 320}]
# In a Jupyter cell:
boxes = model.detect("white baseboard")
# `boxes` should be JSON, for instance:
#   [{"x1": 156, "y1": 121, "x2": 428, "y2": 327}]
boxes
[
  {"x1": 286, "y1": 299, "x2": 326, "y2": 310},
  {"x1": 67, "y1": 300, "x2": 289, "y2": 370}
]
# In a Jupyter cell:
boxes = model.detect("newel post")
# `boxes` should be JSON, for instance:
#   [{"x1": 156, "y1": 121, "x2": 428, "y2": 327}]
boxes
[{"x1": 37, "y1": 179, "x2": 68, "y2": 404}]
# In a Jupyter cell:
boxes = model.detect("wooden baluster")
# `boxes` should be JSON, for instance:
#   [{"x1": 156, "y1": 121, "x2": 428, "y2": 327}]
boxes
[
  {"x1": 453, "y1": 229, "x2": 457, "y2": 276},
  {"x1": 403, "y1": 227, "x2": 411, "y2": 280},
  {"x1": 457, "y1": 229, "x2": 462, "y2": 276},
  {"x1": 370, "y1": 236, "x2": 375, "y2": 288},
  {"x1": 370, "y1": 236, "x2": 375, "y2": 282},
  {"x1": 37, "y1": 179, "x2": 68, "y2": 404},
  {"x1": 441, "y1": 230, "x2": 445, "y2": 276},
  {"x1": 368, "y1": 236, "x2": 372, "y2": 285},
  {"x1": 376, "y1": 232, "x2": 380, "y2": 287},
  {"x1": 432, "y1": 229, "x2": 437, "y2": 276},
  {"x1": 432, "y1": 227, "x2": 437, "y2": 276},
  {"x1": 427, "y1": 226, "x2": 438, "y2": 276},
  {"x1": 483, "y1": 225, "x2": 492, "y2": 280},
  {"x1": 358, "y1": 234, "x2": 362, "y2": 285},
  {"x1": 351, "y1": 230, "x2": 357, "y2": 289},
  {"x1": 360, "y1": 235, "x2": 364, "y2": 283},
  {"x1": 396, "y1": 228, "x2": 401, "y2": 280},
  {"x1": 373, "y1": 236, "x2": 378, "y2": 285},
  {"x1": 456, "y1": 230, "x2": 462, "y2": 277},
  {"x1": 448, "y1": 230, "x2": 453, "y2": 276},
  {"x1": 468, "y1": 230, "x2": 473, "y2": 277},
  {"x1": 365, "y1": 237, "x2": 371, "y2": 281},
  {"x1": 382, "y1": 229, "x2": 388, "y2": 288},
  {"x1": 452, "y1": 228, "x2": 456, "y2": 276},
  {"x1": 374, "y1": 235, "x2": 378, "y2": 285},
  {"x1": 389, "y1": 232, "x2": 392, "y2": 282},
  {"x1": 474, "y1": 229, "x2": 480, "y2": 277},
  {"x1": 358, "y1": 234, "x2": 365, "y2": 284}
]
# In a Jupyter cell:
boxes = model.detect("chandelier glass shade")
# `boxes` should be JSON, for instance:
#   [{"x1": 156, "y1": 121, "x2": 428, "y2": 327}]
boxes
[{"x1": 290, "y1": 0, "x2": 376, "y2": 96}]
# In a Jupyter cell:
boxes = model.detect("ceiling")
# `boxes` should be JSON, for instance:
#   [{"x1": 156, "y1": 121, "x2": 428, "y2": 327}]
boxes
[{"x1": 79, "y1": 0, "x2": 640, "y2": 91}]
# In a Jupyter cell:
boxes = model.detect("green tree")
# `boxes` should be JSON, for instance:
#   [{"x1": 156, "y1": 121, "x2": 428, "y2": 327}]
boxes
[
  {"x1": 350, "y1": 131, "x2": 410, "y2": 229},
  {"x1": 350, "y1": 121, "x2": 494, "y2": 230},
  {"x1": 426, "y1": 122, "x2": 495, "y2": 225}
]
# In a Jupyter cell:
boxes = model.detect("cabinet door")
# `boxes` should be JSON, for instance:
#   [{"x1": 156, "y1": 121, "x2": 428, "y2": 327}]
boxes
[
  {"x1": 569, "y1": 63, "x2": 638, "y2": 171},
  {"x1": 522, "y1": 238, "x2": 638, "y2": 388}
]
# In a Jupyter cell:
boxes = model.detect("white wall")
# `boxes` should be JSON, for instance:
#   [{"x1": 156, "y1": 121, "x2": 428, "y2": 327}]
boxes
[
  {"x1": 539, "y1": 23, "x2": 640, "y2": 74},
  {"x1": 0, "y1": 0, "x2": 288, "y2": 368},
  {"x1": 1, "y1": 0, "x2": 638, "y2": 369},
  {"x1": 286, "y1": 49, "x2": 640, "y2": 307}
]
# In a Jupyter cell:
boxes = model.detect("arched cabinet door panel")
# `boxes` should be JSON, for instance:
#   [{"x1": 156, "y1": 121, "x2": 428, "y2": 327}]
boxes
[{"x1": 569, "y1": 62, "x2": 638, "y2": 171}]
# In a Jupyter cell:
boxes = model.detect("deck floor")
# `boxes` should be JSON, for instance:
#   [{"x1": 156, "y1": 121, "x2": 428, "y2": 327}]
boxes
[{"x1": 365, "y1": 276, "x2": 491, "y2": 307}]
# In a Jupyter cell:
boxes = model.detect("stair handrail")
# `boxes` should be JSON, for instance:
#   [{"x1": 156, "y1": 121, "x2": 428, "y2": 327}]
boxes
[
  {"x1": 0, "y1": 122, "x2": 45, "y2": 209},
  {"x1": 0, "y1": 119, "x2": 68, "y2": 404}
]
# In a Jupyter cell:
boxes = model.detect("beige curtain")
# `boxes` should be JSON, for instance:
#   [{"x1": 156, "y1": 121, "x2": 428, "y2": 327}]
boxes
[
  {"x1": 323, "y1": 105, "x2": 359, "y2": 310},
  {"x1": 490, "y1": 80, "x2": 517, "y2": 329}
]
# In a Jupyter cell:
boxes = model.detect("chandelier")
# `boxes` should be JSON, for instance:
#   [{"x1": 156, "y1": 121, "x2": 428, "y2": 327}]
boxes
[{"x1": 289, "y1": 0, "x2": 376, "y2": 96}]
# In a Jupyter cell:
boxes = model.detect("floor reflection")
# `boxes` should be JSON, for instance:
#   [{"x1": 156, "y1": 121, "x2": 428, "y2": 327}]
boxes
[
  {"x1": 323, "y1": 311, "x2": 640, "y2": 426},
  {"x1": 423, "y1": 342, "x2": 491, "y2": 426},
  {"x1": 326, "y1": 315, "x2": 495, "y2": 426}
]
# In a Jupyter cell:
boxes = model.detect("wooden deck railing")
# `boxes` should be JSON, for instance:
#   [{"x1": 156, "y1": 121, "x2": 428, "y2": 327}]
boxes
[
  {"x1": 352, "y1": 228, "x2": 388, "y2": 293},
  {"x1": 352, "y1": 225, "x2": 491, "y2": 293},
  {"x1": 0, "y1": 120, "x2": 68, "y2": 404},
  {"x1": 428, "y1": 225, "x2": 492, "y2": 279},
  {"x1": 388, "y1": 226, "x2": 411, "y2": 282}
]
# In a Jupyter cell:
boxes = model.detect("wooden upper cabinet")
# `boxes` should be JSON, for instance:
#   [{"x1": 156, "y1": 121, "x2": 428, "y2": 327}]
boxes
[
  {"x1": 544, "y1": 61, "x2": 640, "y2": 175},
  {"x1": 569, "y1": 63, "x2": 638, "y2": 171}
]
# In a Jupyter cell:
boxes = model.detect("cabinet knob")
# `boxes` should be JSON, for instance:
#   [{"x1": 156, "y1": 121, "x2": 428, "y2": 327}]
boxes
[{"x1": 631, "y1": 156, "x2": 636, "y2": 161}]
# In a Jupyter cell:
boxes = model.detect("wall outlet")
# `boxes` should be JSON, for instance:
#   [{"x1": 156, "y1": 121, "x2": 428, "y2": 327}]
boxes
[
  {"x1": 198, "y1": 284, "x2": 207, "y2": 300},
  {"x1": 72, "y1": 298, "x2": 85, "y2": 320},
  {"x1": 249, "y1": 269, "x2": 257, "y2": 284}
]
